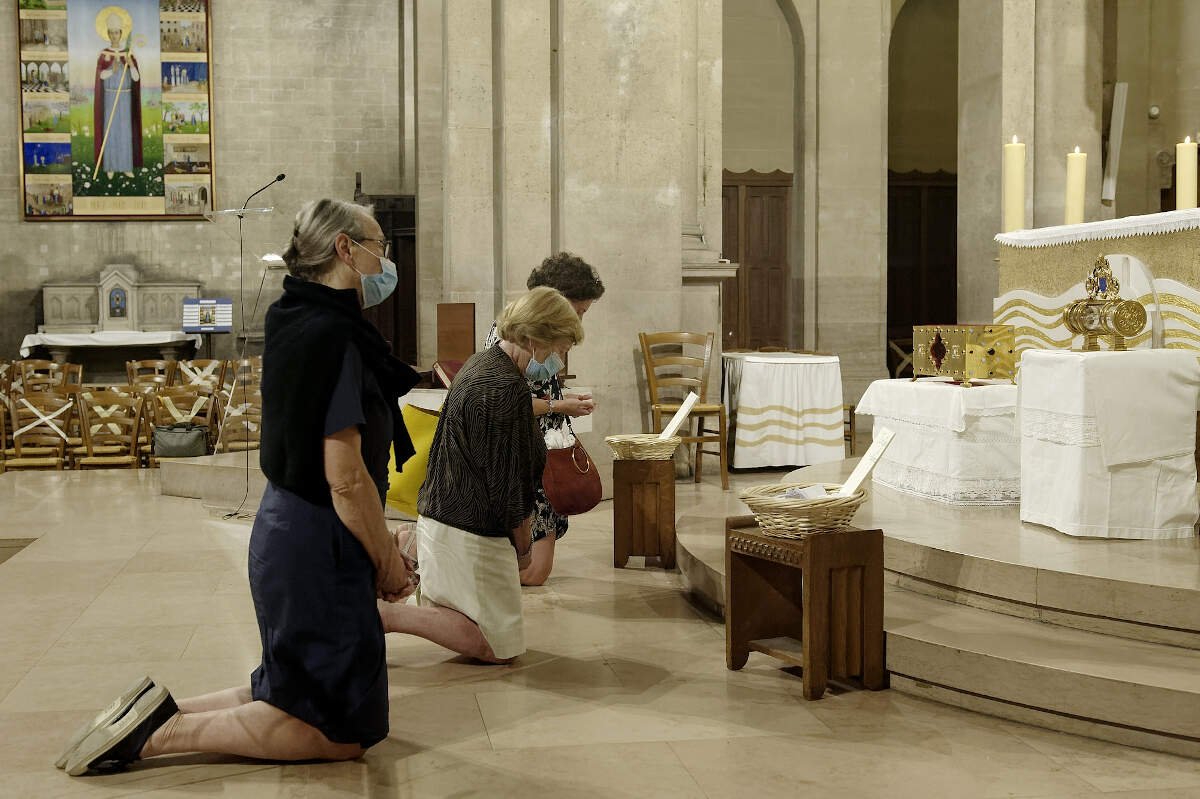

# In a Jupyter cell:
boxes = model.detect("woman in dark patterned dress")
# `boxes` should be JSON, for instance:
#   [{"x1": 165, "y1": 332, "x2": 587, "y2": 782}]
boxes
[
  {"x1": 483, "y1": 252, "x2": 604, "y2": 585},
  {"x1": 381, "y1": 287, "x2": 585, "y2": 662}
]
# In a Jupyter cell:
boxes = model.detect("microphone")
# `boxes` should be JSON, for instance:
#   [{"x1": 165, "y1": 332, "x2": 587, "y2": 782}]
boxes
[{"x1": 242, "y1": 173, "x2": 286, "y2": 210}]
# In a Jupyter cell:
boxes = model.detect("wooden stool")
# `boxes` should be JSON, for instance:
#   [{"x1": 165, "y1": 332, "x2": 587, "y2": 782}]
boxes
[
  {"x1": 725, "y1": 515, "x2": 885, "y2": 700},
  {"x1": 613, "y1": 458, "x2": 676, "y2": 568}
]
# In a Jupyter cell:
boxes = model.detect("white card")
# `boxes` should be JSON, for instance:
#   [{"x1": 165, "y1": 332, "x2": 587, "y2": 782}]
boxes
[
  {"x1": 783, "y1": 484, "x2": 830, "y2": 500},
  {"x1": 659, "y1": 391, "x2": 699, "y2": 439},
  {"x1": 836, "y1": 427, "x2": 895, "y2": 497}
]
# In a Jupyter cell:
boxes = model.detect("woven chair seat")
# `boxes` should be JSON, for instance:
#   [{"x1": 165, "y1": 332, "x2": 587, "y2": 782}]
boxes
[
  {"x1": 77, "y1": 455, "x2": 139, "y2": 468},
  {"x1": 652, "y1": 401, "x2": 724, "y2": 414},
  {"x1": 5, "y1": 456, "x2": 63, "y2": 469}
]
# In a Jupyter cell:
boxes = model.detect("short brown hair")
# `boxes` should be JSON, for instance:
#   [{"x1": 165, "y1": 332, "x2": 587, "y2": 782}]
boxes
[
  {"x1": 496, "y1": 287, "x2": 585, "y2": 347},
  {"x1": 526, "y1": 252, "x2": 604, "y2": 302}
]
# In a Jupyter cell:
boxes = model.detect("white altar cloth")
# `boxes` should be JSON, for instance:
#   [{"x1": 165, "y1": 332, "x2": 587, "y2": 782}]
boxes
[
  {"x1": 20, "y1": 331, "x2": 202, "y2": 358},
  {"x1": 856, "y1": 377, "x2": 1020, "y2": 505},
  {"x1": 1019, "y1": 349, "x2": 1200, "y2": 539},
  {"x1": 721, "y1": 352, "x2": 844, "y2": 468}
]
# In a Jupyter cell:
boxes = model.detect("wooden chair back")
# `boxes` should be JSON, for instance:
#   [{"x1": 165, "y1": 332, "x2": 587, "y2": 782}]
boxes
[
  {"x1": 16, "y1": 357, "x2": 63, "y2": 395},
  {"x1": 639, "y1": 331, "x2": 716, "y2": 406},
  {"x1": 153, "y1": 387, "x2": 213, "y2": 428},
  {"x1": 126, "y1": 359, "x2": 178, "y2": 391},
  {"x1": 176, "y1": 359, "x2": 227, "y2": 393},
  {"x1": 77, "y1": 391, "x2": 143, "y2": 465},
  {"x1": 10, "y1": 391, "x2": 74, "y2": 466},
  {"x1": 216, "y1": 376, "x2": 262, "y2": 452}
]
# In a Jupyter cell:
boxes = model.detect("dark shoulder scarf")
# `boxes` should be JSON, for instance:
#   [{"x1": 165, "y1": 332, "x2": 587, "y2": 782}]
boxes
[{"x1": 260, "y1": 275, "x2": 420, "y2": 506}]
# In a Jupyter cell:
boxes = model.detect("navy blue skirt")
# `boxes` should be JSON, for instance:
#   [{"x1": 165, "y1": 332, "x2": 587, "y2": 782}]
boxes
[{"x1": 248, "y1": 483, "x2": 388, "y2": 747}]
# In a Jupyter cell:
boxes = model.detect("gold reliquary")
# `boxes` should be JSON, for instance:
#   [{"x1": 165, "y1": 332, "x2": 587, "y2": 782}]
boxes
[
  {"x1": 1062, "y1": 255, "x2": 1148, "y2": 351},
  {"x1": 911, "y1": 324, "x2": 1016, "y2": 385}
]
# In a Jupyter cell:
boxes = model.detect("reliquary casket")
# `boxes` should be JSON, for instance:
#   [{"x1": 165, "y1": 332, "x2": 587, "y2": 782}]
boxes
[{"x1": 911, "y1": 324, "x2": 1016, "y2": 385}]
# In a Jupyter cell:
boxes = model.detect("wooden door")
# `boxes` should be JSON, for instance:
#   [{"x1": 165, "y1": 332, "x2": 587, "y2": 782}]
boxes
[
  {"x1": 886, "y1": 170, "x2": 956, "y2": 339},
  {"x1": 722, "y1": 171, "x2": 791, "y2": 350},
  {"x1": 354, "y1": 182, "x2": 418, "y2": 364}
]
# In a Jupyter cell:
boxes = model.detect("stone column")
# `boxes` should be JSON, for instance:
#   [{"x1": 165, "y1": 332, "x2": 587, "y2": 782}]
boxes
[
  {"x1": 441, "y1": 0, "x2": 496, "y2": 341},
  {"x1": 813, "y1": 0, "x2": 889, "y2": 401},
  {"x1": 682, "y1": 0, "x2": 728, "y2": 399},
  {"x1": 497, "y1": 3, "x2": 552, "y2": 301},
  {"x1": 1032, "y1": 0, "x2": 1104, "y2": 228},
  {"x1": 414, "y1": 0, "x2": 445, "y2": 366},
  {"x1": 558, "y1": 0, "x2": 684, "y2": 483},
  {"x1": 957, "y1": 0, "x2": 1036, "y2": 324}
]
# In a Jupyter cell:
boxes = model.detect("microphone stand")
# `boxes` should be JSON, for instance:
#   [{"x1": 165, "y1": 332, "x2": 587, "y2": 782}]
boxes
[{"x1": 204, "y1": 174, "x2": 284, "y2": 519}]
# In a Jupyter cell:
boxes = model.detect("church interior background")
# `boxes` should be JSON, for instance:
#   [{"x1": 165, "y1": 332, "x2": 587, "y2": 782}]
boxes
[{"x1": 3, "y1": 1, "x2": 1200, "y2": 795}]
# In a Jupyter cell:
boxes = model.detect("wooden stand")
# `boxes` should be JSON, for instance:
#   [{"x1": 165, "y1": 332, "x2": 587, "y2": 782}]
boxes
[
  {"x1": 613, "y1": 459, "x2": 676, "y2": 568},
  {"x1": 725, "y1": 515, "x2": 885, "y2": 700}
]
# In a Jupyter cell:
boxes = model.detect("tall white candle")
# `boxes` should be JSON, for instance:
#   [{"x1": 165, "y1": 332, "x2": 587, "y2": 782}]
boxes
[
  {"x1": 1064, "y1": 146, "x2": 1086, "y2": 225},
  {"x1": 1002, "y1": 135, "x2": 1025, "y2": 232},
  {"x1": 1177, "y1": 136, "x2": 1198, "y2": 210}
]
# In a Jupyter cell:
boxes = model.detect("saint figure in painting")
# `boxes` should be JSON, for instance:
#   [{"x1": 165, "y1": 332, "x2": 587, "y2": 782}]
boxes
[{"x1": 93, "y1": 8, "x2": 142, "y2": 174}]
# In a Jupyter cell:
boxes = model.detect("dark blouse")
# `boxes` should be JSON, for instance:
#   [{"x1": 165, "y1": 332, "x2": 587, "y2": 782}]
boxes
[
  {"x1": 417, "y1": 344, "x2": 547, "y2": 537},
  {"x1": 325, "y1": 345, "x2": 393, "y2": 505}
]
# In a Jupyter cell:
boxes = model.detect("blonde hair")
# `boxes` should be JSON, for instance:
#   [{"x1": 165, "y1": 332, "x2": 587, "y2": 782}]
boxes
[
  {"x1": 283, "y1": 199, "x2": 374, "y2": 281},
  {"x1": 496, "y1": 287, "x2": 585, "y2": 347}
]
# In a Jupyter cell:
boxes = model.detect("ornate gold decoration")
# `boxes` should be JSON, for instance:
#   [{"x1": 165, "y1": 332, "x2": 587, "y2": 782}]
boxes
[
  {"x1": 1062, "y1": 255, "x2": 1149, "y2": 351},
  {"x1": 911, "y1": 324, "x2": 1016, "y2": 386}
]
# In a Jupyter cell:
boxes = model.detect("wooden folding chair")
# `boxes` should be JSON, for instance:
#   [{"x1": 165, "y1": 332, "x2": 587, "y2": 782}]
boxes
[
  {"x1": 639, "y1": 331, "x2": 729, "y2": 490},
  {"x1": 176, "y1": 359, "x2": 227, "y2": 393},
  {"x1": 216, "y1": 375, "x2": 262, "y2": 453},
  {"x1": 76, "y1": 391, "x2": 143, "y2": 469}
]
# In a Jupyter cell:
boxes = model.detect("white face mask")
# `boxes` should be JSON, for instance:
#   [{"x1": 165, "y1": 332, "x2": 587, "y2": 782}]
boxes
[{"x1": 525, "y1": 350, "x2": 564, "y2": 382}]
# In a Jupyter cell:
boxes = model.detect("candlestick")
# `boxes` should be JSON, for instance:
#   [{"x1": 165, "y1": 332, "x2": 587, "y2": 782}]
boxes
[
  {"x1": 1177, "y1": 136, "x2": 1198, "y2": 210},
  {"x1": 1003, "y1": 135, "x2": 1025, "y2": 232},
  {"x1": 1065, "y1": 146, "x2": 1086, "y2": 225}
]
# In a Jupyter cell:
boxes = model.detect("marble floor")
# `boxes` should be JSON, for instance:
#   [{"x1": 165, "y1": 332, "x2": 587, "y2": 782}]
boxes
[{"x1": 1, "y1": 470, "x2": 1200, "y2": 798}]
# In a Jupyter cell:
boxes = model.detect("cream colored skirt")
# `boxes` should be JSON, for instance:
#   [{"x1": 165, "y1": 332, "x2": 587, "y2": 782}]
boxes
[{"x1": 415, "y1": 516, "x2": 525, "y2": 660}]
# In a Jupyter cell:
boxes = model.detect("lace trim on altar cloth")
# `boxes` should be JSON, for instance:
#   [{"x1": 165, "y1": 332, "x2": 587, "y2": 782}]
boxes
[
  {"x1": 872, "y1": 462, "x2": 1021, "y2": 505},
  {"x1": 994, "y1": 208, "x2": 1200, "y2": 248},
  {"x1": 1020, "y1": 408, "x2": 1100, "y2": 446},
  {"x1": 869, "y1": 415, "x2": 1019, "y2": 443}
]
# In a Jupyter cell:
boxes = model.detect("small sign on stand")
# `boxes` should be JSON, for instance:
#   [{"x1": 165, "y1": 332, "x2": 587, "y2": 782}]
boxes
[{"x1": 183, "y1": 297, "x2": 234, "y2": 358}]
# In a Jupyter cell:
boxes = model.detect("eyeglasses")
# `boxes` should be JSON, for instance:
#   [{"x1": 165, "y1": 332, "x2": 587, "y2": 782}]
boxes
[{"x1": 353, "y1": 237, "x2": 391, "y2": 258}]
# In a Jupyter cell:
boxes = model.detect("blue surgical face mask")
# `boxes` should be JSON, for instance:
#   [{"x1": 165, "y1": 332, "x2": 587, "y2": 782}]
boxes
[
  {"x1": 525, "y1": 349, "x2": 564, "y2": 383},
  {"x1": 349, "y1": 240, "x2": 398, "y2": 308}
]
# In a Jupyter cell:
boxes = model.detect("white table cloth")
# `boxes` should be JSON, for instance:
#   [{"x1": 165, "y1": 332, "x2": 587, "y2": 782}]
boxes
[
  {"x1": 1019, "y1": 349, "x2": 1200, "y2": 539},
  {"x1": 20, "y1": 331, "x2": 202, "y2": 357},
  {"x1": 856, "y1": 378, "x2": 1020, "y2": 505},
  {"x1": 721, "y1": 352, "x2": 844, "y2": 468}
]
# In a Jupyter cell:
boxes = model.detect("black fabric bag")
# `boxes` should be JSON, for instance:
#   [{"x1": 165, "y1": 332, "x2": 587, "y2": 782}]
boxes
[{"x1": 153, "y1": 423, "x2": 208, "y2": 458}]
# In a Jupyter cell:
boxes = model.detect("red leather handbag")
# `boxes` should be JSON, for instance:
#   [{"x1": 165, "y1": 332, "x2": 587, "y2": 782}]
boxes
[{"x1": 541, "y1": 421, "x2": 603, "y2": 515}]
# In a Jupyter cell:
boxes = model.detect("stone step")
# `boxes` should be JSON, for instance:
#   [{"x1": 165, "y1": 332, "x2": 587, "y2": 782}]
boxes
[
  {"x1": 159, "y1": 451, "x2": 265, "y2": 512},
  {"x1": 886, "y1": 587, "x2": 1200, "y2": 758}
]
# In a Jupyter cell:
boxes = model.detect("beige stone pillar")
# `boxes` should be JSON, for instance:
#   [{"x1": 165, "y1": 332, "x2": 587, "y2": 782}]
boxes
[
  {"x1": 414, "y1": 0, "x2": 444, "y2": 366},
  {"x1": 441, "y1": 0, "x2": 497, "y2": 341},
  {"x1": 813, "y1": 0, "x2": 889, "y2": 401},
  {"x1": 497, "y1": 3, "x2": 552, "y2": 301},
  {"x1": 557, "y1": 0, "x2": 685, "y2": 483},
  {"x1": 1032, "y1": 0, "x2": 1104, "y2": 228},
  {"x1": 957, "y1": 0, "x2": 1035, "y2": 324},
  {"x1": 681, "y1": 0, "x2": 727, "y2": 399}
]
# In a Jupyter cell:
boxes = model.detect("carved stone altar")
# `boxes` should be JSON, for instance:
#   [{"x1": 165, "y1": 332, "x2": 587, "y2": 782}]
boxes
[{"x1": 41, "y1": 265, "x2": 201, "y2": 334}]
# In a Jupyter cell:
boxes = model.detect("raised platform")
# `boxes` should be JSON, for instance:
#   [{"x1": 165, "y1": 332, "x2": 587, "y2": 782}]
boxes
[{"x1": 676, "y1": 461, "x2": 1200, "y2": 758}]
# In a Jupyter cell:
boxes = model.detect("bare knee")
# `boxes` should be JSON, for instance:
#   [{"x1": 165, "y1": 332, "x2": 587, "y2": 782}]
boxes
[{"x1": 519, "y1": 567, "x2": 548, "y2": 587}]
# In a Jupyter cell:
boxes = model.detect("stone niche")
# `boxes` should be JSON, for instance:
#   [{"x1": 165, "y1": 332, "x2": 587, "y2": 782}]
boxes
[{"x1": 41, "y1": 265, "x2": 201, "y2": 334}]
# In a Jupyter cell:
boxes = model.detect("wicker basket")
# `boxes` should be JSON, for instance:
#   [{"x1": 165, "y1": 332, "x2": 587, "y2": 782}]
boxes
[
  {"x1": 739, "y1": 482, "x2": 867, "y2": 538},
  {"x1": 605, "y1": 434, "x2": 681, "y2": 461}
]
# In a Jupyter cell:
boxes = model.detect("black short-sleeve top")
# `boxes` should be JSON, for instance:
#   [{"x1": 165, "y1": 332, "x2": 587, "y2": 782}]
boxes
[{"x1": 325, "y1": 345, "x2": 393, "y2": 505}]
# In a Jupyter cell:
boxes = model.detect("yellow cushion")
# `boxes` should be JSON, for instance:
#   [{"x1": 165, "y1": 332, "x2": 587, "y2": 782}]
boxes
[{"x1": 386, "y1": 404, "x2": 441, "y2": 517}]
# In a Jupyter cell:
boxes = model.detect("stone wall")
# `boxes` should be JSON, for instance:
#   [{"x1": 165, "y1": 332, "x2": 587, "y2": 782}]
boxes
[
  {"x1": 723, "y1": 0, "x2": 794, "y2": 174},
  {"x1": 0, "y1": 1, "x2": 402, "y2": 361}
]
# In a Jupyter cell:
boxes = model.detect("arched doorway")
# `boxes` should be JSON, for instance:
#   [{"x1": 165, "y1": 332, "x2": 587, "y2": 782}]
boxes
[{"x1": 886, "y1": 0, "x2": 958, "y2": 376}]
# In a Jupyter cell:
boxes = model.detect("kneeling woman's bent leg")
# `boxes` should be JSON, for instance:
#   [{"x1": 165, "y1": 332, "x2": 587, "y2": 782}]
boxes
[
  {"x1": 379, "y1": 600, "x2": 510, "y2": 664},
  {"x1": 142, "y1": 698, "x2": 365, "y2": 761}
]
